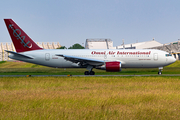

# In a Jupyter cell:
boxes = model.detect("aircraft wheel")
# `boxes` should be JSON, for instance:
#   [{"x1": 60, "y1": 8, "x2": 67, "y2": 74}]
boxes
[
  {"x1": 158, "y1": 71, "x2": 162, "y2": 75},
  {"x1": 90, "y1": 71, "x2": 95, "y2": 75},
  {"x1": 158, "y1": 67, "x2": 163, "y2": 75},
  {"x1": 84, "y1": 71, "x2": 89, "y2": 75}
]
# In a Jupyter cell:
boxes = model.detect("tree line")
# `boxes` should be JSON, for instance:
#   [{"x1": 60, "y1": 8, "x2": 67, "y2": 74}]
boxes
[{"x1": 57, "y1": 43, "x2": 85, "y2": 49}]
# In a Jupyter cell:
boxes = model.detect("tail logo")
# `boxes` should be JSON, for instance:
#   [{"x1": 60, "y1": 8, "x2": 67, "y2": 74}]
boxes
[{"x1": 9, "y1": 24, "x2": 32, "y2": 48}]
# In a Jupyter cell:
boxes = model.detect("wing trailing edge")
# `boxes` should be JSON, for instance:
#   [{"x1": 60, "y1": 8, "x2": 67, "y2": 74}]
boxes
[{"x1": 56, "y1": 54, "x2": 105, "y2": 66}]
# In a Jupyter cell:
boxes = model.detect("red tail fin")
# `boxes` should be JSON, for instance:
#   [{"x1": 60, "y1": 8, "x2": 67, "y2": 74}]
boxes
[{"x1": 4, "y1": 19, "x2": 43, "y2": 52}]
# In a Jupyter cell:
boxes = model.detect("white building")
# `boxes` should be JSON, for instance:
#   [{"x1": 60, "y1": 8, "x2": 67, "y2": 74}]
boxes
[
  {"x1": 85, "y1": 39, "x2": 116, "y2": 49},
  {"x1": 116, "y1": 40, "x2": 163, "y2": 49}
]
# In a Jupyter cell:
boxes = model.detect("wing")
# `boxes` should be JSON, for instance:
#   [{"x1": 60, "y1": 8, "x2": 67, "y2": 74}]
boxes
[{"x1": 56, "y1": 54, "x2": 105, "y2": 66}]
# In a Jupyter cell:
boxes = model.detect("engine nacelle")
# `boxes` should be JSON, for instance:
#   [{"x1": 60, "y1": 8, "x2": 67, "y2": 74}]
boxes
[{"x1": 105, "y1": 61, "x2": 121, "y2": 72}]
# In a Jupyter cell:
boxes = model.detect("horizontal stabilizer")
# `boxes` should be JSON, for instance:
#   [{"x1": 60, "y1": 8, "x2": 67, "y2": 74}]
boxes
[{"x1": 5, "y1": 50, "x2": 34, "y2": 59}]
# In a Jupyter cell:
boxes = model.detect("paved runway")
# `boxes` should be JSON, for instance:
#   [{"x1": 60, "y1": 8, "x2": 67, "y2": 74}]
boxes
[{"x1": 1, "y1": 74, "x2": 180, "y2": 77}]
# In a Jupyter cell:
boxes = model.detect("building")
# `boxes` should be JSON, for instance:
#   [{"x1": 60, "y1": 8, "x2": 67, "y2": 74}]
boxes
[
  {"x1": 85, "y1": 39, "x2": 116, "y2": 49},
  {"x1": 116, "y1": 40, "x2": 163, "y2": 49}
]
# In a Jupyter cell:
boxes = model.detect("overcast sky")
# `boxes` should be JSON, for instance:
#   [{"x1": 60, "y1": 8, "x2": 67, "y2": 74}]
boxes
[{"x1": 1, "y1": 0, "x2": 180, "y2": 47}]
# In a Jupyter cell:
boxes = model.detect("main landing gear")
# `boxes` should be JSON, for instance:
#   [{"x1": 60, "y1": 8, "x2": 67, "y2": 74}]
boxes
[
  {"x1": 84, "y1": 71, "x2": 95, "y2": 75},
  {"x1": 84, "y1": 65, "x2": 95, "y2": 75},
  {"x1": 158, "y1": 67, "x2": 163, "y2": 75}
]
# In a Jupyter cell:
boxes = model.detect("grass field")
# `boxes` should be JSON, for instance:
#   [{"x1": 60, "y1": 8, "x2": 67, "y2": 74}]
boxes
[
  {"x1": 0, "y1": 76, "x2": 180, "y2": 119},
  {"x1": 0, "y1": 61, "x2": 180, "y2": 119}
]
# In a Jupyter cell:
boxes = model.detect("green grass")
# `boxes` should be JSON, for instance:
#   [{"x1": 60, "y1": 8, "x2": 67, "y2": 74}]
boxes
[
  {"x1": 0, "y1": 61, "x2": 180, "y2": 119},
  {"x1": 0, "y1": 61, "x2": 47, "y2": 68},
  {"x1": 0, "y1": 76, "x2": 180, "y2": 119}
]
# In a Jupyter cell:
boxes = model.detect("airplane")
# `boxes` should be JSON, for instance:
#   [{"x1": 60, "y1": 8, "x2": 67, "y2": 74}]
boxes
[{"x1": 4, "y1": 19, "x2": 176, "y2": 75}]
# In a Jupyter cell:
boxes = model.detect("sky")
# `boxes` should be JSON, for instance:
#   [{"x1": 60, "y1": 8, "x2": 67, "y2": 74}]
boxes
[{"x1": 1, "y1": 0, "x2": 180, "y2": 48}]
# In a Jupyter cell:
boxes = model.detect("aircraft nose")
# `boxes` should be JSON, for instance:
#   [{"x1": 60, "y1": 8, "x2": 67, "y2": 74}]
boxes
[
  {"x1": 171, "y1": 57, "x2": 176, "y2": 63},
  {"x1": 167, "y1": 56, "x2": 176, "y2": 65},
  {"x1": 173, "y1": 57, "x2": 176, "y2": 62}
]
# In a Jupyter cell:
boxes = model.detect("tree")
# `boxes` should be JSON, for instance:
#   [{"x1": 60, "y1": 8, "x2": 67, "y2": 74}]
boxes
[
  {"x1": 57, "y1": 46, "x2": 67, "y2": 49},
  {"x1": 68, "y1": 43, "x2": 85, "y2": 49}
]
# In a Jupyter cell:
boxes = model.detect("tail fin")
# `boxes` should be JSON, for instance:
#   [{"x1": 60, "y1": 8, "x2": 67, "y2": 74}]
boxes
[{"x1": 4, "y1": 19, "x2": 43, "y2": 52}]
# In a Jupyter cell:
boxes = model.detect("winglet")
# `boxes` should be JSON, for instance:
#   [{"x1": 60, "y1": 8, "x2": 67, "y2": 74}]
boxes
[{"x1": 4, "y1": 19, "x2": 43, "y2": 53}]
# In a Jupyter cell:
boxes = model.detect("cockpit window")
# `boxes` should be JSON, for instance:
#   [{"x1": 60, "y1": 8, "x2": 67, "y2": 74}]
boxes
[{"x1": 165, "y1": 54, "x2": 172, "y2": 57}]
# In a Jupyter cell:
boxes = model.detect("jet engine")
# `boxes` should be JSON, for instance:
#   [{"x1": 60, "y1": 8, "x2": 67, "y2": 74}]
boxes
[
  {"x1": 97, "y1": 61, "x2": 121, "y2": 72},
  {"x1": 105, "y1": 61, "x2": 121, "y2": 72}
]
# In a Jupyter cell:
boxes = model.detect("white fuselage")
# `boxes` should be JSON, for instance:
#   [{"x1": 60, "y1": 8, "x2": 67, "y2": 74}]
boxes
[{"x1": 9, "y1": 49, "x2": 176, "y2": 68}]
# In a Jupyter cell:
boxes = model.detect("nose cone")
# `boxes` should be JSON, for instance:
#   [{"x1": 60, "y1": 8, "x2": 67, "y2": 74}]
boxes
[
  {"x1": 173, "y1": 56, "x2": 176, "y2": 62},
  {"x1": 166, "y1": 56, "x2": 176, "y2": 66},
  {"x1": 170, "y1": 57, "x2": 176, "y2": 64}
]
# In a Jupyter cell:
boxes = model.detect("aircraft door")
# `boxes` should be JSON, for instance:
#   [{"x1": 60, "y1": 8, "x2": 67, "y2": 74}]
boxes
[
  {"x1": 104, "y1": 54, "x2": 107, "y2": 59},
  {"x1": 154, "y1": 53, "x2": 158, "y2": 61},
  {"x1": 45, "y1": 53, "x2": 50, "y2": 61}
]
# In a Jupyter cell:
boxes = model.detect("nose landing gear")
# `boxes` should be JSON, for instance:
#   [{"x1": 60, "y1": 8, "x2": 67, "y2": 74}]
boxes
[{"x1": 158, "y1": 67, "x2": 163, "y2": 75}]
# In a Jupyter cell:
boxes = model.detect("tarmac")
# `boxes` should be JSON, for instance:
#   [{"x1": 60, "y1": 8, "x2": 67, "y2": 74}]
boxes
[{"x1": 1, "y1": 74, "x2": 180, "y2": 77}]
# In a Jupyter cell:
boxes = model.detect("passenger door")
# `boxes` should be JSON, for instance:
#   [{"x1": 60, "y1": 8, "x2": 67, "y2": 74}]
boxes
[
  {"x1": 154, "y1": 53, "x2": 158, "y2": 61},
  {"x1": 45, "y1": 53, "x2": 50, "y2": 61}
]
